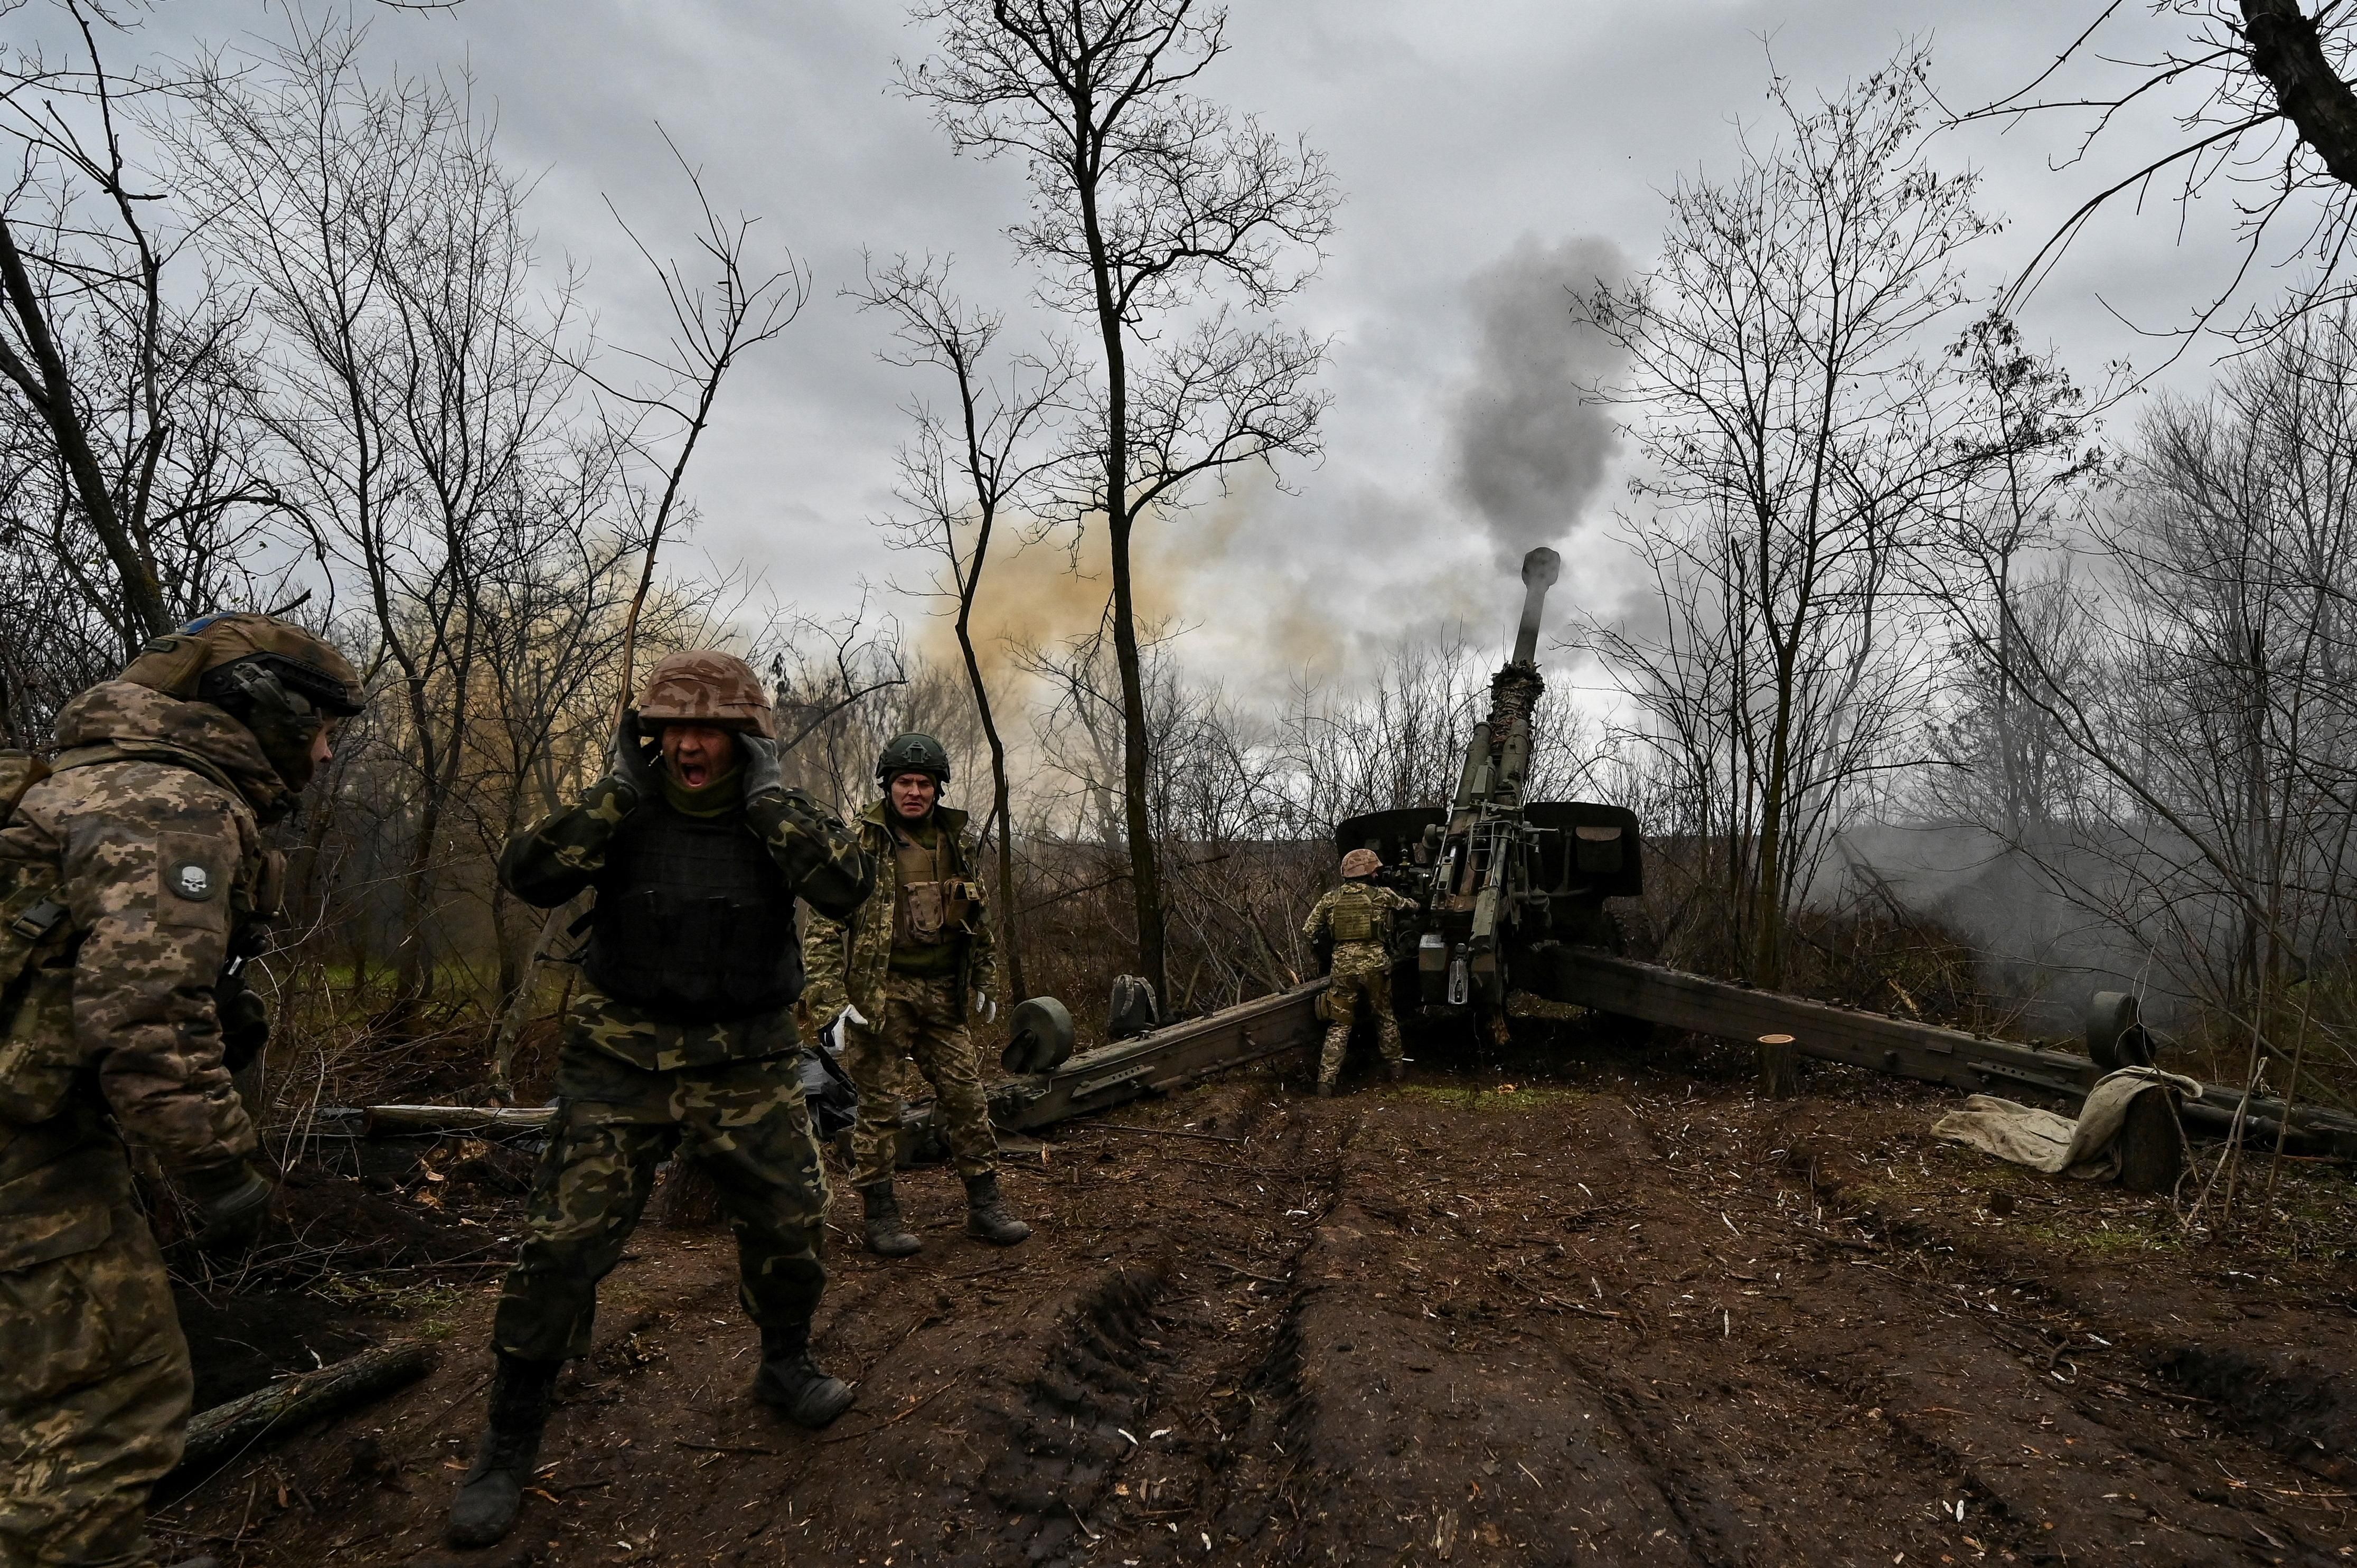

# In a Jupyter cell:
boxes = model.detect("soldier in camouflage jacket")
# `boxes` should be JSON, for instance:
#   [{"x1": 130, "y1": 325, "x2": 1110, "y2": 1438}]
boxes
[
  {"x1": 800, "y1": 732, "x2": 1029, "y2": 1258},
  {"x1": 447, "y1": 652, "x2": 876, "y2": 1553},
  {"x1": 1303, "y1": 848, "x2": 1419, "y2": 1096},
  {"x1": 1, "y1": 615, "x2": 362, "y2": 1568}
]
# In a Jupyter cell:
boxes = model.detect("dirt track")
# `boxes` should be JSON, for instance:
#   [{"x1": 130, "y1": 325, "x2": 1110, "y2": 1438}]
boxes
[{"x1": 156, "y1": 1038, "x2": 2357, "y2": 1566}]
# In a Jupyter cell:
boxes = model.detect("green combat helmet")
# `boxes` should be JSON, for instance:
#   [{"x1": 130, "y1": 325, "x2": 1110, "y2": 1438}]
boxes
[{"x1": 876, "y1": 732, "x2": 951, "y2": 789}]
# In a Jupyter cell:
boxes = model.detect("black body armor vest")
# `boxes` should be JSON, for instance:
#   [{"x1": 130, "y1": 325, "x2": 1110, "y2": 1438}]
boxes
[{"x1": 583, "y1": 803, "x2": 802, "y2": 1022}]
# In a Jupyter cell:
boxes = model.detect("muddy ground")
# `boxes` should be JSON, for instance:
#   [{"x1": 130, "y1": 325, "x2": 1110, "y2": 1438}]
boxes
[{"x1": 152, "y1": 1030, "x2": 2357, "y2": 1566}]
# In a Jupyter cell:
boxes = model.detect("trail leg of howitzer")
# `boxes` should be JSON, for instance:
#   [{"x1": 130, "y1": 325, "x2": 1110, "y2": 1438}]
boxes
[{"x1": 154, "y1": 1056, "x2": 2357, "y2": 1567}]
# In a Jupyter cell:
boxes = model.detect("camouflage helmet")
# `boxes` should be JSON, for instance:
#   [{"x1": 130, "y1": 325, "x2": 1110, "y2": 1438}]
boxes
[
  {"x1": 121, "y1": 612, "x2": 365, "y2": 793},
  {"x1": 1340, "y1": 848, "x2": 1383, "y2": 879},
  {"x1": 876, "y1": 731, "x2": 951, "y2": 788},
  {"x1": 121, "y1": 612, "x2": 364, "y2": 715},
  {"x1": 636, "y1": 651, "x2": 776, "y2": 739}
]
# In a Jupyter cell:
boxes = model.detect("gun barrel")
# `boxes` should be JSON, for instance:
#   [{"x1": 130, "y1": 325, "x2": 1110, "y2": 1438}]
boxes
[{"x1": 1511, "y1": 547, "x2": 1562, "y2": 665}]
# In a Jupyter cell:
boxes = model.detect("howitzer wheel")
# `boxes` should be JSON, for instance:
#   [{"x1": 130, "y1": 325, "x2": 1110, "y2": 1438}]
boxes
[{"x1": 1002, "y1": 996, "x2": 1076, "y2": 1074}]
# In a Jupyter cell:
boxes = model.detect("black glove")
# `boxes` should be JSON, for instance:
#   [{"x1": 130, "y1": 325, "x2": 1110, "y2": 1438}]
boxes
[
  {"x1": 218, "y1": 980, "x2": 270, "y2": 1073},
  {"x1": 181, "y1": 1159, "x2": 274, "y2": 1255},
  {"x1": 603, "y1": 710, "x2": 659, "y2": 808},
  {"x1": 738, "y1": 732, "x2": 785, "y2": 805}
]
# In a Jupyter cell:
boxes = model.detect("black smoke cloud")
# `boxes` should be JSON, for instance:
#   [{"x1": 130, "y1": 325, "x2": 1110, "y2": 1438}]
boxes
[{"x1": 1447, "y1": 236, "x2": 1629, "y2": 567}]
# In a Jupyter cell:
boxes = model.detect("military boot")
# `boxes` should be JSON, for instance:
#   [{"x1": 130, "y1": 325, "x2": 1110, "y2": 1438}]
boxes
[
  {"x1": 1316, "y1": 1079, "x2": 1336, "y2": 1098},
  {"x1": 752, "y1": 1323, "x2": 854, "y2": 1428},
  {"x1": 445, "y1": 1353, "x2": 559, "y2": 1548},
  {"x1": 861, "y1": 1181, "x2": 921, "y2": 1257},
  {"x1": 963, "y1": 1172, "x2": 1032, "y2": 1245}
]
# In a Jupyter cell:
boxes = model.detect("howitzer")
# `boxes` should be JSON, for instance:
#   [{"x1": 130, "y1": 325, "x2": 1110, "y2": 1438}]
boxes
[
  {"x1": 1334, "y1": 547, "x2": 1641, "y2": 1035},
  {"x1": 959, "y1": 547, "x2": 2357, "y2": 1173}
]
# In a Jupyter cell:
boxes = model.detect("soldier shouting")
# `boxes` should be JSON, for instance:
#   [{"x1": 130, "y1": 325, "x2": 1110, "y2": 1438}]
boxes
[
  {"x1": 1303, "y1": 848, "x2": 1417, "y2": 1096},
  {"x1": 446, "y1": 652, "x2": 875, "y2": 1551},
  {"x1": 2, "y1": 614, "x2": 364, "y2": 1568},
  {"x1": 803, "y1": 733, "x2": 1030, "y2": 1257}
]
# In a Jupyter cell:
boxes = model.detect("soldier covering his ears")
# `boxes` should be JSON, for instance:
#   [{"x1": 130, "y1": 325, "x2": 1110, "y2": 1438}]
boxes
[
  {"x1": 1, "y1": 613, "x2": 364, "y2": 1568},
  {"x1": 1303, "y1": 848, "x2": 1417, "y2": 1097},
  {"x1": 801, "y1": 733, "x2": 1030, "y2": 1256},
  {"x1": 446, "y1": 652, "x2": 876, "y2": 1551}
]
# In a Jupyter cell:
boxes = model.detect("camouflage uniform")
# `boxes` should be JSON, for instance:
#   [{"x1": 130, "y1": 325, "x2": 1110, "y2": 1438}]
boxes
[
  {"x1": 491, "y1": 769, "x2": 872, "y2": 1362},
  {"x1": 2, "y1": 681, "x2": 290, "y2": 1568},
  {"x1": 494, "y1": 1034, "x2": 829, "y2": 1363},
  {"x1": 1303, "y1": 880, "x2": 1417, "y2": 1088},
  {"x1": 801, "y1": 802, "x2": 998, "y2": 1189}
]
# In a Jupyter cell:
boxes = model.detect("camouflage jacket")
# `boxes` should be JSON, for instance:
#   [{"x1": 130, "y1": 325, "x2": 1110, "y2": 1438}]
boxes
[
  {"x1": 499, "y1": 772, "x2": 874, "y2": 1069},
  {"x1": 801, "y1": 802, "x2": 997, "y2": 1028},
  {"x1": 1, "y1": 681, "x2": 284, "y2": 1249},
  {"x1": 1303, "y1": 880, "x2": 1417, "y2": 959}
]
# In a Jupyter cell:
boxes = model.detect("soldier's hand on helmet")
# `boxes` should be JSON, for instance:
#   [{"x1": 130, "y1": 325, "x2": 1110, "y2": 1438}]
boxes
[
  {"x1": 181, "y1": 1159, "x2": 274, "y2": 1255},
  {"x1": 602, "y1": 711, "x2": 659, "y2": 805},
  {"x1": 738, "y1": 732, "x2": 785, "y2": 804},
  {"x1": 972, "y1": 990, "x2": 998, "y2": 1025}
]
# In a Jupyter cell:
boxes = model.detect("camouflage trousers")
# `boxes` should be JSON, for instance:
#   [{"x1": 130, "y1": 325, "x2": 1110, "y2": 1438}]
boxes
[
  {"x1": 1320, "y1": 942, "x2": 1403, "y2": 1086},
  {"x1": 492, "y1": 1043, "x2": 830, "y2": 1365},
  {"x1": 0, "y1": 1198, "x2": 191, "y2": 1568},
  {"x1": 843, "y1": 971, "x2": 997, "y2": 1189}
]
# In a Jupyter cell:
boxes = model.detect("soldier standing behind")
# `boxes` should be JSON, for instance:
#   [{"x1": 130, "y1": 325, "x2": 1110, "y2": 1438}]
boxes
[
  {"x1": 2, "y1": 614, "x2": 364, "y2": 1568},
  {"x1": 802, "y1": 733, "x2": 1030, "y2": 1257},
  {"x1": 1303, "y1": 848, "x2": 1419, "y2": 1097},
  {"x1": 446, "y1": 652, "x2": 875, "y2": 1551}
]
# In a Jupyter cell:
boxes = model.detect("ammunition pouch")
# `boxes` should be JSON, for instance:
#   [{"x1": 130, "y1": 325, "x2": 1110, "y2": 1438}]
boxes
[{"x1": 899, "y1": 879, "x2": 979, "y2": 946}]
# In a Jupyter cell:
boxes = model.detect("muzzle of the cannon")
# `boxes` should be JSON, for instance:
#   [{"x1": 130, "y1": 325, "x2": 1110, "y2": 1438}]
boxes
[{"x1": 1511, "y1": 546, "x2": 1562, "y2": 666}]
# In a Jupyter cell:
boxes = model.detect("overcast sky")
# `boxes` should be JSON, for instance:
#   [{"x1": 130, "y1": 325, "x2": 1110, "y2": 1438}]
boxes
[{"x1": 76, "y1": 1, "x2": 2276, "y2": 698}]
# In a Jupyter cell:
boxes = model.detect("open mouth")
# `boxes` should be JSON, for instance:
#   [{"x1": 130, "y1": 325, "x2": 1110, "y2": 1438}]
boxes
[{"x1": 679, "y1": 760, "x2": 711, "y2": 788}]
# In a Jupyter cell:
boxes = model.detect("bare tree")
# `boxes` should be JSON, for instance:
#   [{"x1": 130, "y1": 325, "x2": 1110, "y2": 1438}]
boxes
[
  {"x1": 594, "y1": 130, "x2": 809, "y2": 707},
  {"x1": 168, "y1": 18, "x2": 590, "y2": 1011},
  {"x1": 849, "y1": 250, "x2": 1074, "y2": 1001},
  {"x1": 1577, "y1": 51, "x2": 1998, "y2": 987},
  {"x1": 0, "y1": 1, "x2": 294, "y2": 672},
  {"x1": 1966, "y1": 1, "x2": 2357, "y2": 341},
  {"x1": 1938, "y1": 309, "x2": 2357, "y2": 1109},
  {"x1": 899, "y1": 0, "x2": 1338, "y2": 1003}
]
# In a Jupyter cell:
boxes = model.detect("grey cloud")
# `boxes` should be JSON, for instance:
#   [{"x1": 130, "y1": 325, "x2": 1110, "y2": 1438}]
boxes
[{"x1": 1446, "y1": 236, "x2": 1628, "y2": 570}]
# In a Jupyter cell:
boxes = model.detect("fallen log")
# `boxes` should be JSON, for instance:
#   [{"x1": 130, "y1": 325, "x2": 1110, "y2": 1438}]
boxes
[{"x1": 173, "y1": 1340, "x2": 437, "y2": 1481}]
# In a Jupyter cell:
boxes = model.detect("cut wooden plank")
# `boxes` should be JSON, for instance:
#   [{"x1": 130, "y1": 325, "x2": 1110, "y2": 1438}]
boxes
[{"x1": 361, "y1": 1105, "x2": 556, "y2": 1137}]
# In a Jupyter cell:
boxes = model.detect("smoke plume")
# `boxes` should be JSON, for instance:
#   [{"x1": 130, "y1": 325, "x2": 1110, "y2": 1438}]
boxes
[{"x1": 1447, "y1": 236, "x2": 1628, "y2": 566}]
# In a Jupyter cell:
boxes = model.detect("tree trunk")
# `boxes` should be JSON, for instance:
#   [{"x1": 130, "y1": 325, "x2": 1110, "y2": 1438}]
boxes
[
  {"x1": 1108, "y1": 516, "x2": 1167, "y2": 1004},
  {"x1": 2243, "y1": 0, "x2": 2357, "y2": 186},
  {"x1": 0, "y1": 216, "x2": 171, "y2": 649}
]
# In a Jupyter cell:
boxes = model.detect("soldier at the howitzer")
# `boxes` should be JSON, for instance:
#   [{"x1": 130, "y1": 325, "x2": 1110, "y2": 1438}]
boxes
[
  {"x1": 446, "y1": 652, "x2": 876, "y2": 1551},
  {"x1": 1303, "y1": 848, "x2": 1419, "y2": 1097},
  {"x1": 801, "y1": 733, "x2": 1031, "y2": 1257},
  {"x1": 1, "y1": 614, "x2": 364, "y2": 1568}
]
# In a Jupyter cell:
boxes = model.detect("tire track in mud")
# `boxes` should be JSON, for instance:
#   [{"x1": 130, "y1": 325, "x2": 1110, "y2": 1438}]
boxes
[
  {"x1": 1628, "y1": 1094, "x2": 2353, "y2": 1566},
  {"x1": 784, "y1": 1082, "x2": 1352, "y2": 1567},
  {"x1": 1197, "y1": 1086, "x2": 2355, "y2": 1566}
]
